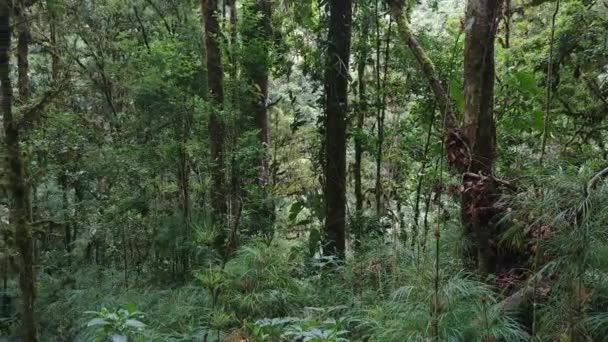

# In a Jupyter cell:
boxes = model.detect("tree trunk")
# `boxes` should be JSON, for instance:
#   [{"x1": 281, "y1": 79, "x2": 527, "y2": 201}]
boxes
[
  {"x1": 461, "y1": 0, "x2": 501, "y2": 274},
  {"x1": 0, "y1": 4, "x2": 38, "y2": 341},
  {"x1": 354, "y1": 7, "x2": 370, "y2": 247},
  {"x1": 242, "y1": 0, "x2": 274, "y2": 236},
  {"x1": 374, "y1": 5, "x2": 392, "y2": 217},
  {"x1": 324, "y1": 0, "x2": 352, "y2": 257},
  {"x1": 374, "y1": 0, "x2": 383, "y2": 217},
  {"x1": 388, "y1": 0, "x2": 502, "y2": 274},
  {"x1": 16, "y1": 1, "x2": 30, "y2": 101},
  {"x1": 202, "y1": 0, "x2": 227, "y2": 233},
  {"x1": 49, "y1": 4, "x2": 60, "y2": 81},
  {"x1": 60, "y1": 171, "x2": 71, "y2": 263},
  {"x1": 177, "y1": 109, "x2": 192, "y2": 271}
]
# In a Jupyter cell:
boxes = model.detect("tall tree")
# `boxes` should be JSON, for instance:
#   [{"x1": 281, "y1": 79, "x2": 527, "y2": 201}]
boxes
[
  {"x1": 353, "y1": 2, "x2": 371, "y2": 246},
  {"x1": 324, "y1": 0, "x2": 352, "y2": 257},
  {"x1": 388, "y1": 0, "x2": 502, "y2": 273},
  {"x1": 461, "y1": 0, "x2": 501, "y2": 274},
  {"x1": 16, "y1": 0, "x2": 30, "y2": 101},
  {"x1": 1, "y1": 2, "x2": 38, "y2": 340},
  {"x1": 242, "y1": 0, "x2": 274, "y2": 235},
  {"x1": 374, "y1": 1, "x2": 391, "y2": 217},
  {"x1": 202, "y1": 0, "x2": 227, "y2": 231}
]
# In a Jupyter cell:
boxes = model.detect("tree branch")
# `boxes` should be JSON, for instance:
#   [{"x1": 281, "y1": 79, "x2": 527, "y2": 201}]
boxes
[
  {"x1": 387, "y1": 2, "x2": 456, "y2": 129},
  {"x1": 17, "y1": 79, "x2": 67, "y2": 133}
]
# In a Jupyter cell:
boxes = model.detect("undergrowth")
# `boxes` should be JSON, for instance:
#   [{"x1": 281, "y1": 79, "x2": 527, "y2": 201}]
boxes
[{"x1": 31, "y1": 164, "x2": 608, "y2": 341}]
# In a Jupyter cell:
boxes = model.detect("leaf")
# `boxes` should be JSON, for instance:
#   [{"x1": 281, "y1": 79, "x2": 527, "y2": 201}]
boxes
[
  {"x1": 308, "y1": 228, "x2": 321, "y2": 257},
  {"x1": 295, "y1": 219, "x2": 312, "y2": 226},
  {"x1": 513, "y1": 71, "x2": 541, "y2": 96},
  {"x1": 449, "y1": 79, "x2": 465, "y2": 114},
  {"x1": 531, "y1": 110, "x2": 544, "y2": 132},
  {"x1": 87, "y1": 318, "x2": 111, "y2": 327},
  {"x1": 125, "y1": 319, "x2": 146, "y2": 329},
  {"x1": 289, "y1": 202, "x2": 304, "y2": 222}
]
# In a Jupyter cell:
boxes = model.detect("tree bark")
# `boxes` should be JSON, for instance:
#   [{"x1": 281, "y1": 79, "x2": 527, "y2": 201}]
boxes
[
  {"x1": 1, "y1": 4, "x2": 38, "y2": 340},
  {"x1": 202, "y1": 0, "x2": 227, "y2": 232},
  {"x1": 388, "y1": 0, "x2": 502, "y2": 274},
  {"x1": 354, "y1": 6, "x2": 370, "y2": 246},
  {"x1": 324, "y1": 0, "x2": 352, "y2": 257},
  {"x1": 461, "y1": 0, "x2": 501, "y2": 274},
  {"x1": 389, "y1": 3, "x2": 471, "y2": 172},
  {"x1": 16, "y1": 1, "x2": 30, "y2": 101},
  {"x1": 374, "y1": 8, "x2": 392, "y2": 217},
  {"x1": 388, "y1": 3, "x2": 456, "y2": 129}
]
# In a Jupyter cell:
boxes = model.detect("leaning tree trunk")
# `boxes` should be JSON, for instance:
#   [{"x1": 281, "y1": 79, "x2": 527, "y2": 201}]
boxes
[
  {"x1": 324, "y1": 0, "x2": 353, "y2": 257},
  {"x1": 461, "y1": 0, "x2": 501, "y2": 274},
  {"x1": 1, "y1": 4, "x2": 38, "y2": 341},
  {"x1": 242, "y1": 0, "x2": 274, "y2": 237},
  {"x1": 202, "y1": 0, "x2": 227, "y2": 238}
]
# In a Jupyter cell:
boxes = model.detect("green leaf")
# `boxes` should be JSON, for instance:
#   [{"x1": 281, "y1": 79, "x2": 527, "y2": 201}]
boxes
[
  {"x1": 531, "y1": 110, "x2": 544, "y2": 132},
  {"x1": 289, "y1": 202, "x2": 304, "y2": 222},
  {"x1": 125, "y1": 319, "x2": 146, "y2": 329},
  {"x1": 308, "y1": 228, "x2": 321, "y2": 257},
  {"x1": 125, "y1": 302, "x2": 137, "y2": 314},
  {"x1": 87, "y1": 318, "x2": 111, "y2": 327},
  {"x1": 449, "y1": 79, "x2": 464, "y2": 114},
  {"x1": 513, "y1": 71, "x2": 540, "y2": 96},
  {"x1": 295, "y1": 219, "x2": 312, "y2": 226}
]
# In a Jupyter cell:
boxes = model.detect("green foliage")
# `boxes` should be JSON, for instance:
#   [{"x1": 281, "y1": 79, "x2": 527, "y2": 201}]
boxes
[
  {"x1": 4, "y1": 0, "x2": 608, "y2": 341},
  {"x1": 85, "y1": 305, "x2": 146, "y2": 340}
]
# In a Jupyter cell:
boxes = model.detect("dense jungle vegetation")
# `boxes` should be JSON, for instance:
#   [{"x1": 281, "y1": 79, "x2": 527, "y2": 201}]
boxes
[{"x1": 1, "y1": 0, "x2": 608, "y2": 340}]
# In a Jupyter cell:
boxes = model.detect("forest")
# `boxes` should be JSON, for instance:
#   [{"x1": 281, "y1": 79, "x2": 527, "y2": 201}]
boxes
[{"x1": 1, "y1": 0, "x2": 608, "y2": 340}]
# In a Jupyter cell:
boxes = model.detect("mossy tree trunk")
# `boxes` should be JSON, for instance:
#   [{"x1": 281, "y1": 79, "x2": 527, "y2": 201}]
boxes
[
  {"x1": 389, "y1": 0, "x2": 503, "y2": 274},
  {"x1": 201, "y1": 0, "x2": 227, "y2": 241},
  {"x1": 461, "y1": 0, "x2": 501, "y2": 274},
  {"x1": 1, "y1": 3, "x2": 38, "y2": 340}
]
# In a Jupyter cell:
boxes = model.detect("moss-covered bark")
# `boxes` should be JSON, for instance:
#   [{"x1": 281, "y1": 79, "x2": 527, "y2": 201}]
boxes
[{"x1": 1, "y1": 3, "x2": 38, "y2": 340}]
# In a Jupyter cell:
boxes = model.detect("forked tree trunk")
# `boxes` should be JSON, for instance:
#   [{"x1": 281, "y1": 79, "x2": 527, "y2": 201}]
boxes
[
  {"x1": 388, "y1": 0, "x2": 502, "y2": 274},
  {"x1": 0, "y1": 4, "x2": 38, "y2": 341},
  {"x1": 202, "y1": 0, "x2": 227, "y2": 235},
  {"x1": 324, "y1": 0, "x2": 353, "y2": 257}
]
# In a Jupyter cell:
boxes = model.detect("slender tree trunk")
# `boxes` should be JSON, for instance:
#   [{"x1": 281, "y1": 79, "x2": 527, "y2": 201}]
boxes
[
  {"x1": 461, "y1": 0, "x2": 501, "y2": 274},
  {"x1": 412, "y1": 107, "x2": 434, "y2": 248},
  {"x1": 16, "y1": 2, "x2": 29, "y2": 101},
  {"x1": 225, "y1": 0, "x2": 241, "y2": 237},
  {"x1": 49, "y1": 5, "x2": 60, "y2": 80},
  {"x1": 60, "y1": 172, "x2": 71, "y2": 263},
  {"x1": 243, "y1": 0, "x2": 274, "y2": 236},
  {"x1": 177, "y1": 109, "x2": 192, "y2": 271},
  {"x1": 202, "y1": 0, "x2": 227, "y2": 235},
  {"x1": 374, "y1": 8, "x2": 392, "y2": 217},
  {"x1": 1, "y1": 4, "x2": 38, "y2": 340},
  {"x1": 324, "y1": 0, "x2": 352, "y2": 257},
  {"x1": 354, "y1": 8, "x2": 370, "y2": 247},
  {"x1": 374, "y1": 0, "x2": 383, "y2": 216}
]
